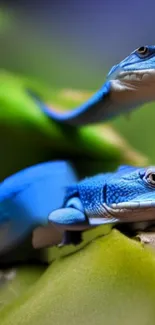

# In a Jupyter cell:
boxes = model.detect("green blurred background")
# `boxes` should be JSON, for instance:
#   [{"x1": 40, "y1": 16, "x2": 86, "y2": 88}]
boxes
[{"x1": 0, "y1": 2, "x2": 154, "y2": 163}]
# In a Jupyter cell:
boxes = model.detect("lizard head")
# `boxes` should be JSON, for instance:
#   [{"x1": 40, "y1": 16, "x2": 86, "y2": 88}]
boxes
[
  {"x1": 76, "y1": 165, "x2": 155, "y2": 226},
  {"x1": 107, "y1": 46, "x2": 155, "y2": 81},
  {"x1": 49, "y1": 165, "x2": 155, "y2": 232},
  {"x1": 106, "y1": 45, "x2": 155, "y2": 108}
]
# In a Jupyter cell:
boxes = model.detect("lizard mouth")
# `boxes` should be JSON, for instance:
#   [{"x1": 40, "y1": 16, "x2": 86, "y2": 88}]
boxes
[
  {"x1": 115, "y1": 69, "x2": 155, "y2": 83},
  {"x1": 105, "y1": 201, "x2": 155, "y2": 224},
  {"x1": 108, "y1": 69, "x2": 155, "y2": 108}
]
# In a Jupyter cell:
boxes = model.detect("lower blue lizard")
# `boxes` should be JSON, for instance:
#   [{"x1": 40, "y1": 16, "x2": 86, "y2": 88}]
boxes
[{"x1": 1, "y1": 161, "x2": 155, "y2": 252}]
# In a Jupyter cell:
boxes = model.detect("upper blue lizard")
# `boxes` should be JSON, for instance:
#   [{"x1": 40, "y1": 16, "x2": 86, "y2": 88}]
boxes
[{"x1": 31, "y1": 45, "x2": 155, "y2": 125}]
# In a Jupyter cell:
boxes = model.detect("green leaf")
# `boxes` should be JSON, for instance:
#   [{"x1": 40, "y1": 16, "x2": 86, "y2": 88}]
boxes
[{"x1": 0, "y1": 71, "x2": 148, "y2": 180}]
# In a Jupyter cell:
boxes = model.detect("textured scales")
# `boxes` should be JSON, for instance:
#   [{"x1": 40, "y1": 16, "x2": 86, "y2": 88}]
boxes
[{"x1": 30, "y1": 45, "x2": 155, "y2": 126}]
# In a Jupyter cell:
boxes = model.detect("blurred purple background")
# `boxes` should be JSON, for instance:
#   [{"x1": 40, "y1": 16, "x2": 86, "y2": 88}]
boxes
[{"x1": 0, "y1": 0, "x2": 155, "y2": 88}]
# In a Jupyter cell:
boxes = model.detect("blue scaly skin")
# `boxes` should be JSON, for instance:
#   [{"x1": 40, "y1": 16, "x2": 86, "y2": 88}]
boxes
[
  {"x1": 1, "y1": 162, "x2": 155, "y2": 252},
  {"x1": 32, "y1": 45, "x2": 155, "y2": 126}
]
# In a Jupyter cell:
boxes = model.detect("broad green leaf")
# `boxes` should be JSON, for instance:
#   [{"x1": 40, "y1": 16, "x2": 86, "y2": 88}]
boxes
[{"x1": 0, "y1": 71, "x2": 147, "y2": 180}]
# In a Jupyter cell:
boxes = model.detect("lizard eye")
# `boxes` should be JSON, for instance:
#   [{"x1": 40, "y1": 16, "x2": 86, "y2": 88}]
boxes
[
  {"x1": 144, "y1": 171, "x2": 155, "y2": 186},
  {"x1": 65, "y1": 197, "x2": 84, "y2": 212},
  {"x1": 136, "y1": 46, "x2": 149, "y2": 58}
]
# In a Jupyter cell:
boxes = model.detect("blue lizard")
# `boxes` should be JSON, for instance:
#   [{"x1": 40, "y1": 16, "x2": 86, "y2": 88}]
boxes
[
  {"x1": 2, "y1": 45, "x2": 155, "y2": 253},
  {"x1": 30, "y1": 45, "x2": 155, "y2": 125},
  {"x1": 1, "y1": 161, "x2": 155, "y2": 252}
]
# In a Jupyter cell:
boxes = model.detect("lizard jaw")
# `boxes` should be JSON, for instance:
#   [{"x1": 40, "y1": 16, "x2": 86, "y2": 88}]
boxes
[
  {"x1": 116, "y1": 69, "x2": 155, "y2": 82},
  {"x1": 105, "y1": 202, "x2": 155, "y2": 224},
  {"x1": 109, "y1": 70, "x2": 155, "y2": 110}
]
